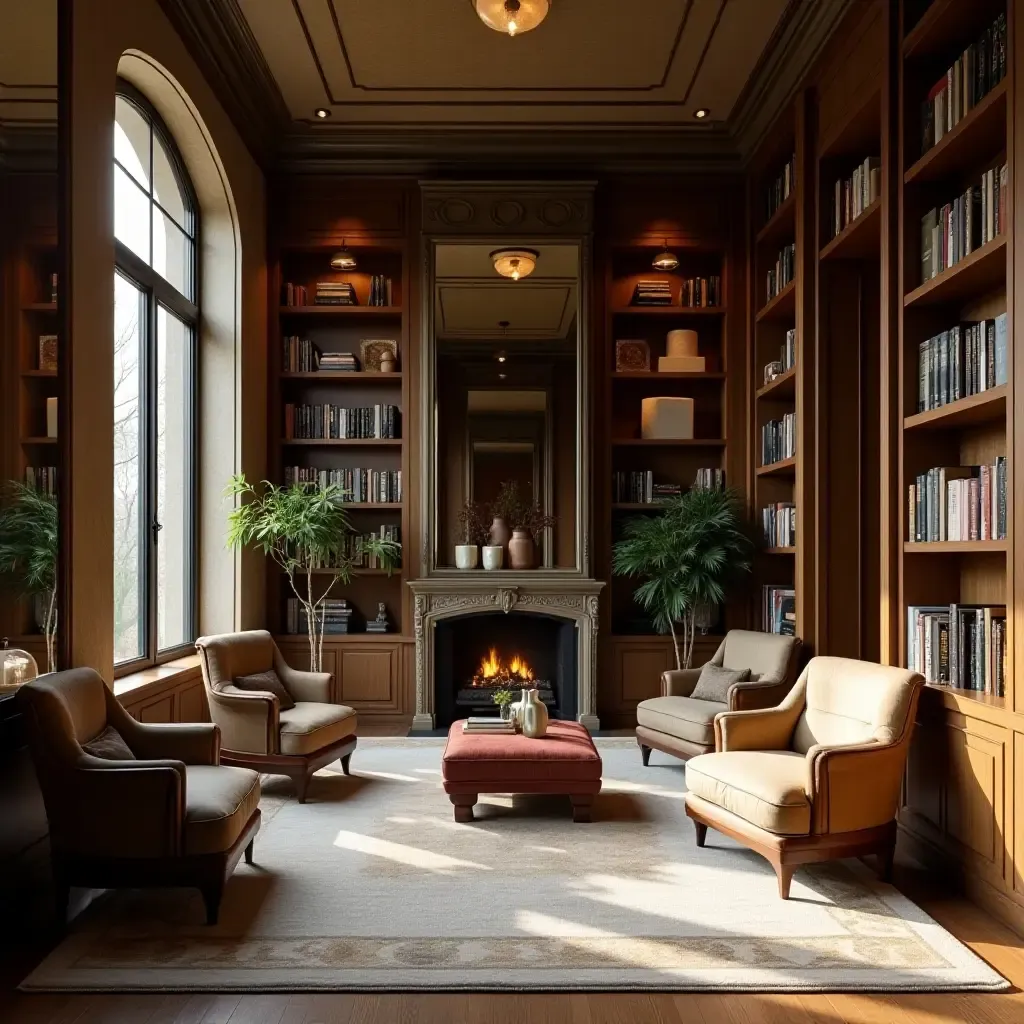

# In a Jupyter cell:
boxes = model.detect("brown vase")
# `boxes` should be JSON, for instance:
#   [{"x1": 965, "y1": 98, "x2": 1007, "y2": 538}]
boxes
[
  {"x1": 489, "y1": 516, "x2": 512, "y2": 551},
  {"x1": 508, "y1": 529, "x2": 535, "y2": 570}
]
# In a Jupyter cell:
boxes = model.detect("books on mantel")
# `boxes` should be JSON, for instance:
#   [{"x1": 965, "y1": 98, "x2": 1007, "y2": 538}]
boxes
[
  {"x1": 318, "y1": 352, "x2": 360, "y2": 373},
  {"x1": 908, "y1": 458, "x2": 1007, "y2": 543},
  {"x1": 681, "y1": 276, "x2": 721, "y2": 307},
  {"x1": 463, "y1": 717, "x2": 515, "y2": 734},
  {"x1": 632, "y1": 280, "x2": 673, "y2": 306},
  {"x1": 907, "y1": 603, "x2": 1006, "y2": 696},
  {"x1": 368, "y1": 274, "x2": 393, "y2": 307},
  {"x1": 314, "y1": 281, "x2": 356, "y2": 305},
  {"x1": 916, "y1": 313, "x2": 1007, "y2": 412},
  {"x1": 763, "y1": 585, "x2": 796, "y2": 636}
]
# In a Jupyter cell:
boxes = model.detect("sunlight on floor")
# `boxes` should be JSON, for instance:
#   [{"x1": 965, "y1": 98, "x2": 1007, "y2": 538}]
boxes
[
  {"x1": 602, "y1": 777, "x2": 687, "y2": 800},
  {"x1": 332, "y1": 829, "x2": 493, "y2": 873},
  {"x1": 355, "y1": 769, "x2": 424, "y2": 783}
]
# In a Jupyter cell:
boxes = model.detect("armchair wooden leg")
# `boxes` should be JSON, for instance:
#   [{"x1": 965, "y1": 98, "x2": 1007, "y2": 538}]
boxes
[
  {"x1": 296, "y1": 771, "x2": 311, "y2": 804},
  {"x1": 640, "y1": 744, "x2": 652, "y2": 767},
  {"x1": 244, "y1": 839, "x2": 255, "y2": 866},
  {"x1": 341, "y1": 752, "x2": 353, "y2": 776},
  {"x1": 201, "y1": 881, "x2": 224, "y2": 926},
  {"x1": 693, "y1": 821, "x2": 708, "y2": 847},
  {"x1": 774, "y1": 861, "x2": 795, "y2": 900}
]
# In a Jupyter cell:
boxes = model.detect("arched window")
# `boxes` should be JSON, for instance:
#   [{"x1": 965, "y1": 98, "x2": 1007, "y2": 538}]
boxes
[{"x1": 112, "y1": 80, "x2": 197, "y2": 670}]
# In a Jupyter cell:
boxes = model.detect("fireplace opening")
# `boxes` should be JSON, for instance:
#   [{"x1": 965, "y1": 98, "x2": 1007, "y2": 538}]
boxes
[{"x1": 435, "y1": 612, "x2": 577, "y2": 728}]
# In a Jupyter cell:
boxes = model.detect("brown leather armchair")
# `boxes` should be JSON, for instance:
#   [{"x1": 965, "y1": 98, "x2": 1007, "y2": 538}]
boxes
[
  {"x1": 684, "y1": 656, "x2": 924, "y2": 898},
  {"x1": 195, "y1": 629, "x2": 357, "y2": 802},
  {"x1": 17, "y1": 668, "x2": 261, "y2": 925},
  {"x1": 636, "y1": 630, "x2": 801, "y2": 764}
]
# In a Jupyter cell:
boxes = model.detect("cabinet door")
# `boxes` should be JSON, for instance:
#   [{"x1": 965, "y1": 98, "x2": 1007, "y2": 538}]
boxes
[
  {"x1": 136, "y1": 695, "x2": 174, "y2": 723},
  {"x1": 338, "y1": 647, "x2": 399, "y2": 711},
  {"x1": 902, "y1": 714, "x2": 945, "y2": 843},
  {"x1": 176, "y1": 680, "x2": 209, "y2": 723}
]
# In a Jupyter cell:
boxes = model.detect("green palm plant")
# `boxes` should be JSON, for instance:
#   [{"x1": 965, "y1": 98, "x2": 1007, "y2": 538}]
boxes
[
  {"x1": 612, "y1": 487, "x2": 752, "y2": 669},
  {"x1": 225, "y1": 475, "x2": 400, "y2": 672},
  {"x1": 0, "y1": 482, "x2": 59, "y2": 672}
]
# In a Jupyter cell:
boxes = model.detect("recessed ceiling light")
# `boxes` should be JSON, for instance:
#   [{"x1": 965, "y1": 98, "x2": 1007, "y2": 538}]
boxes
[
  {"x1": 476, "y1": 0, "x2": 550, "y2": 37},
  {"x1": 491, "y1": 248, "x2": 538, "y2": 280},
  {"x1": 496, "y1": 350, "x2": 507, "y2": 363},
  {"x1": 314, "y1": 107, "x2": 331, "y2": 119},
  {"x1": 498, "y1": 372, "x2": 507, "y2": 380},
  {"x1": 694, "y1": 108, "x2": 710, "y2": 120}
]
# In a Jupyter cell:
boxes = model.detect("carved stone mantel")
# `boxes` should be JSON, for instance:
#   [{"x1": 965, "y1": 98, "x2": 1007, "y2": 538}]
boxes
[{"x1": 408, "y1": 574, "x2": 604, "y2": 733}]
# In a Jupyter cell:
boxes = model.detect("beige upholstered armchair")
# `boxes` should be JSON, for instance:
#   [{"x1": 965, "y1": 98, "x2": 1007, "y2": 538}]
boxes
[
  {"x1": 636, "y1": 630, "x2": 801, "y2": 764},
  {"x1": 196, "y1": 629, "x2": 357, "y2": 802},
  {"x1": 17, "y1": 668, "x2": 260, "y2": 925},
  {"x1": 684, "y1": 656, "x2": 924, "y2": 898}
]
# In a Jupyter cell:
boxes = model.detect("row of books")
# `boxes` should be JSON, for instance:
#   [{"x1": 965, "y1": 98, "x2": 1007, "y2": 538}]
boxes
[
  {"x1": 762, "y1": 503, "x2": 796, "y2": 549},
  {"x1": 763, "y1": 585, "x2": 796, "y2": 636},
  {"x1": 765, "y1": 153, "x2": 796, "y2": 221},
  {"x1": 765, "y1": 243, "x2": 795, "y2": 303},
  {"x1": 920, "y1": 11, "x2": 1007, "y2": 157},
  {"x1": 907, "y1": 604, "x2": 1006, "y2": 696},
  {"x1": 347, "y1": 525, "x2": 400, "y2": 569},
  {"x1": 829, "y1": 157, "x2": 880, "y2": 240},
  {"x1": 283, "y1": 282, "x2": 308, "y2": 307},
  {"x1": 286, "y1": 598, "x2": 353, "y2": 636},
  {"x1": 761, "y1": 412, "x2": 796, "y2": 466},
  {"x1": 367, "y1": 275, "x2": 393, "y2": 307},
  {"x1": 764, "y1": 328, "x2": 797, "y2": 384},
  {"x1": 25, "y1": 466, "x2": 57, "y2": 496},
  {"x1": 919, "y1": 163, "x2": 1007, "y2": 284},
  {"x1": 284, "y1": 467, "x2": 402, "y2": 504},
  {"x1": 632, "y1": 280, "x2": 672, "y2": 306},
  {"x1": 284, "y1": 404, "x2": 400, "y2": 440},
  {"x1": 692, "y1": 467, "x2": 726, "y2": 491},
  {"x1": 612, "y1": 472, "x2": 678, "y2": 505},
  {"x1": 908, "y1": 458, "x2": 1007, "y2": 543},
  {"x1": 283, "y1": 336, "x2": 318, "y2": 373},
  {"x1": 680, "y1": 276, "x2": 721, "y2": 308},
  {"x1": 916, "y1": 314, "x2": 1007, "y2": 412}
]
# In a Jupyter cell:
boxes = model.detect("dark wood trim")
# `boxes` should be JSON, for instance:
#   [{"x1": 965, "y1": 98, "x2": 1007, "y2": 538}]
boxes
[{"x1": 220, "y1": 736, "x2": 357, "y2": 804}]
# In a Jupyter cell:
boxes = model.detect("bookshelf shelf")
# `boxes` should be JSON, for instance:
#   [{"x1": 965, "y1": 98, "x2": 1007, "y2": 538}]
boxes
[
  {"x1": 21, "y1": 369, "x2": 57, "y2": 379},
  {"x1": 903, "y1": 385, "x2": 1007, "y2": 431},
  {"x1": 755, "y1": 191, "x2": 796, "y2": 248},
  {"x1": 279, "y1": 305, "x2": 403, "y2": 317},
  {"x1": 926, "y1": 682, "x2": 1006, "y2": 716},
  {"x1": 610, "y1": 306, "x2": 725, "y2": 317},
  {"x1": 20, "y1": 437, "x2": 57, "y2": 446},
  {"x1": 818, "y1": 199, "x2": 882, "y2": 261},
  {"x1": 904, "y1": 79, "x2": 1008, "y2": 186},
  {"x1": 903, "y1": 236, "x2": 1007, "y2": 308},
  {"x1": 903, "y1": 0, "x2": 993, "y2": 60},
  {"x1": 340, "y1": 502, "x2": 403, "y2": 510},
  {"x1": 612, "y1": 502, "x2": 669, "y2": 511},
  {"x1": 818, "y1": 87, "x2": 882, "y2": 161},
  {"x1": 903, "y1": 540, "x2": 1007, "y2": 554},
  {"x1": 755, "y1": 280, "x2": 797, "y2": 322},
  {"x1": 281, "y1": 438, "x2": 402, "y2": 447},
  {"x1": 755, "y1": 456, "x2": 797, "y2": 478},
  {"x1": 280, "y1": 371, "x2": 402, "y2": 382},
  {"x1": 763, "y1": 546, "x2": 797, "y2": 555},
  {"x1": 611, "y1": 438, "x2": 727, "y2": 448},
  {"x1": 21, "y1": 302, "x2": 56, "y2": 312},
  {"x1": 755, "y1": 366, "x2": 797, "y2": 401},
  {"x1": 611, "y1": 371, "x2": 726, "y2": 381}
]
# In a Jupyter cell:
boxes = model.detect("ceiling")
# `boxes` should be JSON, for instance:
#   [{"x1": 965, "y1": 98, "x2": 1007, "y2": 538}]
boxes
[{"x1": 160, "y1": 0, "x2": 852, "y2": 171}]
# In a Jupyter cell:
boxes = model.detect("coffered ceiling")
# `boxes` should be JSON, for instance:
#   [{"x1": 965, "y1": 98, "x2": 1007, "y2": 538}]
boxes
[{"x1": 161, "y1": 0, "x2": 852, "y2": 171}]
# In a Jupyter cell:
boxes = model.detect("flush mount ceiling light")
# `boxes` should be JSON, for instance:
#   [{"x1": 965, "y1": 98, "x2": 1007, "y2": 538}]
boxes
[
  {"x1": 491, "y1": 248, "x2": 538, "y2": 280},
  {"x1": 694, "y1": 108, "x2": 710, "y2": 120},
  {"x1": 314, "y1": 107, "x2": 331, "y2": 119},
  {"x1": 651, "y1": 242, "x2": 680, "y2": 272},
  {"x1": 476, "y1": 0, "x2": 550, "y2": 37},
  {"x1": 329, "y1": 242, "x2": 357, "y2": 270}
]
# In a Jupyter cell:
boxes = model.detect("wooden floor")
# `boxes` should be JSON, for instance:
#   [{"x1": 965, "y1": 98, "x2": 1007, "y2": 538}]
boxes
[{"x1": 2, "y1": 863, "x2": 1023, "y2": 1024}]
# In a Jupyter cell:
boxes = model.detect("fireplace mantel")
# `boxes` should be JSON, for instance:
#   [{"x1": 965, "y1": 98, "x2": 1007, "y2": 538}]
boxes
[{"x1": 408, "y1": 575, "x2": 604, "y2": 732}]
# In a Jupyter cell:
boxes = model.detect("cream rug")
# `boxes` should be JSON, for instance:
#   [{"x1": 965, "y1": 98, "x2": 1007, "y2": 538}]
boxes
[{"x1": 21, "y1": 738, "x2": 1007, "y2": 992}]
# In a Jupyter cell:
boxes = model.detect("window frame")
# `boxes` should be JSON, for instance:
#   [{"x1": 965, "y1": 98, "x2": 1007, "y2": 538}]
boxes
[{"x1": 113, "y1": 80, "x2": 200, "y2": 675}]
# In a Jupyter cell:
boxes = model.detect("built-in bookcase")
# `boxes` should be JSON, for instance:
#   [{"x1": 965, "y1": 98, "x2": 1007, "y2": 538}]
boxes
[{"x1": 270, "y1": 243, "x2": 409, "y2": 642}]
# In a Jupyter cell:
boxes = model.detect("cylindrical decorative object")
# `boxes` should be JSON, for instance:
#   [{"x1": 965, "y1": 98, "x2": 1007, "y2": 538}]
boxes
[
  {"x1": 666, "y1": 329, "x2": 699, "y2": 357},
  {"x1": 489, "y1": 516, "x2": 511, "y2": 552},
  {"x1": 508, "y1": 530, "x2": 535, "y2": 570},
  {"x1": 481, "y1": 545, "x2": 504, "y2": 570},
  {"x1": 659, "y1": 329, "x2": 705, "y2": 372},
  {"x1": 641, "y1": 397, "x2": 695, "y2": 440},
  {"x1": 455, "y1": 544, "x2": 479, "y2": 569}
]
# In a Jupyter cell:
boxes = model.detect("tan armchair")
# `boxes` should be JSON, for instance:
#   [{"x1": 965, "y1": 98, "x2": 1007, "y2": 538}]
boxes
[
  {"x1": 684, "y1": 656, "x2": 924, "y2": 898},
  {"x1": 195, "y1": 629, "x2": 357, "y2": 802},
  {"x1": 17, "y1": 668, "x2": 260, "y2": 925},
  {"x1": 636, "y1": 630, "x2": 801, "y2": 764}
]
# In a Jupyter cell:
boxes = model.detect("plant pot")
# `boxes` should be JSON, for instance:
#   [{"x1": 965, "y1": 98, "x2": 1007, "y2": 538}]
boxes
[
  {"x1": 489, "y1": 516, "x2": 511, "y2": 551},
  {"x1": 481, "y1": 545, "x2": 504, "y2": 570},
  {"x1": 455, "y1": 544, "x2": 479, "y2": 570},
  {"x1": 508, "y1": 529, "x2": 535, "y2": 570}
]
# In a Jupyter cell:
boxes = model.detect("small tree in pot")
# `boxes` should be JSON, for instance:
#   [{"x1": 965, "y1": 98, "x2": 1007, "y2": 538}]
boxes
[
  {"x1": 612, "y1": 487, "x2": 752, "y2": 669},
  {"x1": 226, "y1": 475, "x2": 400, "y2": 672},
  {"x1": 456, "y1": 499, "x2": 489, "y2": 569}
]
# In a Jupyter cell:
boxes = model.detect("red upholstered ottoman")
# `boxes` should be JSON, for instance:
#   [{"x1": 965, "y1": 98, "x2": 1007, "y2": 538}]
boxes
[{"x1": 441, "y1": 720, "x2": 603, "y2": 823}]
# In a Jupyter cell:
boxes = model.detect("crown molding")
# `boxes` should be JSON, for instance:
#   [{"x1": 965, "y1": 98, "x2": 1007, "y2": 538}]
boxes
[{"x1": 0, "y1": 122, "x2": 57, "y2": 173}]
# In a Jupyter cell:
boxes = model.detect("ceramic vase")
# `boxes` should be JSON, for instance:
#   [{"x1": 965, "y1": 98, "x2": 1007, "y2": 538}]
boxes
[
  {"x1": 489, "y1": 516, "x2": 512, "y2": 552},
  {"x1": 508, "y1": 529, "x2": 535, "y2": 570},
  {"x1": 510, "y1": 687, "x2": 530, "y2": 727},
  {"x1": 521, "y1": 688, "x2": 550, "y2": 738},
  {"x1": 455, "y1": 544, "x2": 479, "y2": 570},
  {"x1": 481, "y1": 545, "x2": 504, "y2": 570}
]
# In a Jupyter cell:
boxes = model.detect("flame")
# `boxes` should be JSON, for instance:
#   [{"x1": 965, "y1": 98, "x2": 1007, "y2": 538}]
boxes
[{"x1": 472, "y1": 648, "x2": 535, "y2": 686}]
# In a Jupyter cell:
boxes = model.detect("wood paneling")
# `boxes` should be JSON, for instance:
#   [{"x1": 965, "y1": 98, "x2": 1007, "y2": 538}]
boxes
[
  {"x1": 339, "y1": 648, "x2": 396, "y2": 706},
  {"x1": 136, "y1": 696, "x2": 174, "y2": 723}
]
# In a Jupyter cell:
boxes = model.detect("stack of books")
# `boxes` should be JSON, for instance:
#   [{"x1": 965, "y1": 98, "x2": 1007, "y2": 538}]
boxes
[
  {"x1": 681, "y1": 276, "x2": 721, "y2": 307},
  {"x1": 920, "y1": 12, "x2": 1007, "y2": 157},
  {"x1": 284, "y1": 467, "x2": 402, "y2": 504},
  {"x1": 766, "y1": 153, "x2": 796, "y2": 220},
  {"x1": 762, "y1": 503, "x2": 796, "y2": 548},
  {"x1": 283, "y1": 282, "x2": 308, "y2": 306},
  {"x1": 908, "y1": 458, "x2": 1008, "y2": 542},
  {"x1": 763, "y1": 586, "x2": 796, "y2": 635},
  {"x1": 369, "y1": 275, "x2": 393, "y2": 306},
  {"x1": 632, "y1": 280, "x2": 673, "y2": 306},
  {"x1": 463, "y1": 717, "x2": 515, "y2": 735},
  {"x1": 284, "y1": 404, "x2": 400, "y2": 440},
  {"x1": 761, "y1": 413, "x2": 796, "y2": 466},
  {"x1": 693, "y1": 468, "x2": 725, "y2": 491},
  {"x1": 907, "y1": 603, "x2": 1006, "y2": 696},
  {"x1": 830, "y1": 156, "x2": 881, "y2": 238},
  {"x1": 315, "y1": 281, "x2": 356, "y2": 305},
  {"x1": 916, "y1": 314, "x2": 1007, "y2": 412},
  {"x1": 318, "y1": 351, "x2": 359, "y2": 373},
  {"x1": 766, "y1": 243, "x2": 795, "y2": 302},
  {"x1": 920, "y1": 162, "x2": 1008, "y2": 284},
  {"x1": 25, "y1": 466, "x2": 57, "y2": 496},
  {"x1": 287, "y1": 598, "x2": 353, "y2": 635}
]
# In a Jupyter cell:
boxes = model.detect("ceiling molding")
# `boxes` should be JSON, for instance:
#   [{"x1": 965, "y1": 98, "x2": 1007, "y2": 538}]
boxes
[
  {"x1": 0, "y1": 122, "x2": 57, "y2": 172},
  {"x1": 156, "y1": 0, "x2": 291, "y2": 165},
  {"x1": 729, "y1": 0, "x2": 852, "y2": 162}
]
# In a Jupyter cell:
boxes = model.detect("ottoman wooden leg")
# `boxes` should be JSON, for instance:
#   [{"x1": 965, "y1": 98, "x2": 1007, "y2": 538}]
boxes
[
  {"x1": 571, "y1": 794, "x2": 594, "y2": 823},
  {"x1": 450, "y1": 793, "x2": 477, "y2": 822}
]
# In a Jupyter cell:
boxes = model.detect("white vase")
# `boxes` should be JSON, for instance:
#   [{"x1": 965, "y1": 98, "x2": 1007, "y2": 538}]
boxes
[
  {"x1": 510, "y1": 687, "x2": 530, "y2": 727},
  {"x1": 521, "y1": 688, "x2": 550, "y2": 738},
  {"x1": 455, "y1": 544, "x2": 479, "y2": 569},
  {"x1": 481, "y1": 545, "x2": 504, "y2": 570}
]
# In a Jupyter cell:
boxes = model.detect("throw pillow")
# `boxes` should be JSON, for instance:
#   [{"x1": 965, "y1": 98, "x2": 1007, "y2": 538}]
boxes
[
  {"x1": 235, "y1": 668, "x2": 295, "y2": 711},
  {"x1": 690, "y1": 664, "x2": 750, "y2": 703},
  {"x1": 82, "y1": 725, "x2": 135, "y2": 761}
]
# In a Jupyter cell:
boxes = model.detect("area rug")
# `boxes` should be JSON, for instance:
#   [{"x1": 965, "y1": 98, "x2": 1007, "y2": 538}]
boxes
[{"x1": 21, "y1": 738, "x2": 1007, "y2": 992}]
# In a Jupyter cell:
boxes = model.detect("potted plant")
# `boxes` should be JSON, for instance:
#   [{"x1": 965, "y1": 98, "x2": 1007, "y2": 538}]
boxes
[
  {"x1": 0, "y1": 482, "x2": 58, "y2": 672},
  {"x1": 456, "y1": 499, "x2": 488, "y2": 570},
  {"x1": 612, "y1": 487, "x2": 752, "y2": 670},
  {"x1": 492, "y1": 687, "x2": 515, "y2": 720},
  {"x1": 225, "y1": 475, "x2": 400, "y2": 672},
  {"x1": 508, "y1": 493, "x2": 557, "y2": 570}
]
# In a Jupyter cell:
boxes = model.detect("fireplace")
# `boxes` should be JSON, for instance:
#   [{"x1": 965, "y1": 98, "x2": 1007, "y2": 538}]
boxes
[{"x1": 435, "y1": 612, "x2": 577, "y2": 728}]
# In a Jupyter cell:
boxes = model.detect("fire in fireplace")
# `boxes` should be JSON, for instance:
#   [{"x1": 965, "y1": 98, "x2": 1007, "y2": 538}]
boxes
[{"x1": 457, "y1": 647, "x2": 555, "y2": 710}]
